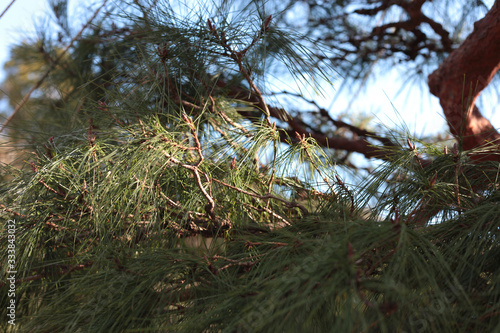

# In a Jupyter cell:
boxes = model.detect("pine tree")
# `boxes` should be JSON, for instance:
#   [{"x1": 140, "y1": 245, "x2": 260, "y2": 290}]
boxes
[{"x1": 0, "y1": 1, "x2": 499, "y2": 332}]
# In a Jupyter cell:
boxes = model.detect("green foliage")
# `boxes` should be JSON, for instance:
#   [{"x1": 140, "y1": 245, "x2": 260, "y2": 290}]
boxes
[{"x1": 0, "y1": 1, "x2": 499, "y2": 332}]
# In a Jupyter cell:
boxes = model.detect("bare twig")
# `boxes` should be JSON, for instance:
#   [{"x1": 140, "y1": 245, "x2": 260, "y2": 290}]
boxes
[
  {"x1": 207, "y1": 16, "x2": 275, "y2": 127},
  {"x1": 0, "y1": 0, "x2": 16, "y2": 20}
]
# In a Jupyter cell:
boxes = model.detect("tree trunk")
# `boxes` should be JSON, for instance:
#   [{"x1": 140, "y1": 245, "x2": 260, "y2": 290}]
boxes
[{"x1": 428, "y1": 0, "x2": 500, "y2": 159}]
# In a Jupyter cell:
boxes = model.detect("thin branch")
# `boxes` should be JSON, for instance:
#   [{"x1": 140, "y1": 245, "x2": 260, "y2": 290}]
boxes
[
  {"x1": 0, "y1": 0, "x2": 16, "y2": 20},
  {"x1": 241, "y1": 202, "x2": 291, "y2": 226}
]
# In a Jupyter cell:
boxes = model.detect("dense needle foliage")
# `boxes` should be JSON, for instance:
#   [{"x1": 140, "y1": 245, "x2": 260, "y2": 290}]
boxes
[{"x1": 0, "y1": 1, "x2": 499, "y2": 332}]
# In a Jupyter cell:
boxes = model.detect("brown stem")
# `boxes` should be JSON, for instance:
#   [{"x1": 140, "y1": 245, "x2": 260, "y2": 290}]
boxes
[{"x1": 0, "y1": 0, "x2": 16, "y2": 20}]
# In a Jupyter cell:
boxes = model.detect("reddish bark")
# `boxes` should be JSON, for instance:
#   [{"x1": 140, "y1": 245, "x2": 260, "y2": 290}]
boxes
[{"x1": 428, "y1": 0, "x2": 500, "y2": 158}]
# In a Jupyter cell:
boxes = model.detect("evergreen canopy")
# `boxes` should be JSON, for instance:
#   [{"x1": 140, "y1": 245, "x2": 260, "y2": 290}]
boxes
[{"x1": 0, "y1": 1, "x2": 499, "y2": 332}]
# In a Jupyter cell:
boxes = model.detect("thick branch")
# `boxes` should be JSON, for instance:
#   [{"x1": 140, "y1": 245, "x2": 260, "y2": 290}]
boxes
[
  {"x1": 279, "y1": 128, "x2": 390, "y2": 160},
  {"x1": 428, "y1": 0, "x2": 500, "y2": 157},
  {"x1": 221, "y1": 83, "x2": 432, "y2": 165}
]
